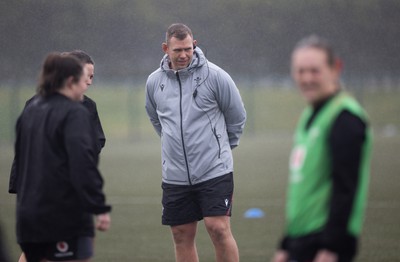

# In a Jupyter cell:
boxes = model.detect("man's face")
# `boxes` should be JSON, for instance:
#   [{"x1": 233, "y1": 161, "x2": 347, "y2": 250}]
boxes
[
  {"x1": 162, "y1": 35, "x2": 196, "y2": 70},
  {"x1": 291, "y1": 47, "x2": 340, "y2": 105}
]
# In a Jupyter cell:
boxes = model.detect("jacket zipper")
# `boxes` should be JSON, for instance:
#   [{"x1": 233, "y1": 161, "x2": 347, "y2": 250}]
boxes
[{"x1": 176, "y1": 72, "x2": 192, "y2": 185}]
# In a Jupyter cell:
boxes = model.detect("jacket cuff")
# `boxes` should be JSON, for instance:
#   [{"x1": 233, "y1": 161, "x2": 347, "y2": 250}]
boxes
[
  {"x1": 229, "y1": 138, "x2": 239, "y2": 149},
  {"x1": 320, "y1": 228, "x2": 357, "y2": 254},
  {"x1": 279, "y1": 236, "x2": 289, "y2": 251},
  {"x1": 88, "y1": 205, "x2": 112, "y2": 215}
]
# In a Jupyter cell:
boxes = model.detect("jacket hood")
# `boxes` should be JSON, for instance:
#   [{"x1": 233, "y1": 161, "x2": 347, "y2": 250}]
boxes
[{"x1": 160, "y1": 47, "x2": 207, "y2": 77}]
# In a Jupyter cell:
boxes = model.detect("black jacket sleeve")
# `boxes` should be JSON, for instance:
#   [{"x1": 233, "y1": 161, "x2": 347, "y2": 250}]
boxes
[
  {"x1": 9, "y1": 96, "x2": 36, "y2": 194},
  {"x1": 64, "y1": 108, "x2": 111, "y2": 214},
  {"x1": 321, "y1": 110, "x2": 366, "y2": 253}
]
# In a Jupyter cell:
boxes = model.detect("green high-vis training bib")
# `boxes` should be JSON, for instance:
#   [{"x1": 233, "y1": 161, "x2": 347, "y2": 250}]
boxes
[{"x1": 286, "y1": 92, "x2": 373, "y2": 237}]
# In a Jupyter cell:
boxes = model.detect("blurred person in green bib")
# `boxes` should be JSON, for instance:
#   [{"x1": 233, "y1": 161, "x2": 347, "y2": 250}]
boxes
[{"x1": 272, "y1": 35, "x2": 373, "y2": 262}]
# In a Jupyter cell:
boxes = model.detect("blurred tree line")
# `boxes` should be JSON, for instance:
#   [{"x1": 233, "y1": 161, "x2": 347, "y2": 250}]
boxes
[{"x1": 0, "y1": 0, "x2": 399, "y2": 84}]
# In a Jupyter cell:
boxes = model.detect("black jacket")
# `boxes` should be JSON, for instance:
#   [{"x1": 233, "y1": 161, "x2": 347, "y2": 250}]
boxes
[
  {"x1": 9, "y1": 94, "x2": 106, "y2": 193},
  {"x1": 19, "y1": 94, "x2": 106, "y2": 153},
  {"x1": 11, "y1": 94, "x2": 111, "y2": 243}
]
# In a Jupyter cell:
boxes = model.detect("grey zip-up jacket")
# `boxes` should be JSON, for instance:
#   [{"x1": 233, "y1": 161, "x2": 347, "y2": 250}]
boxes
[{"x1": 145, "y1": 48, "x2": 246, "y2": 185}]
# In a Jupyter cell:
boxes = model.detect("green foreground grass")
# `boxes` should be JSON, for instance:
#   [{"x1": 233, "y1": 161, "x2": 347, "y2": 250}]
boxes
[{"x1": 0, "y1": 86, "x2": 399, "y2": 261}]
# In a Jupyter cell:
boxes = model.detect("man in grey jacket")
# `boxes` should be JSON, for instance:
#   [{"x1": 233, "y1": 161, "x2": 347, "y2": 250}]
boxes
[{"x1": 146, "y1": 23, "x2": 246, "y2": 262}]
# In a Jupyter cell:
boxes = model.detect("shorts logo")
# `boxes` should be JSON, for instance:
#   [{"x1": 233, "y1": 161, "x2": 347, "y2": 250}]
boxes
[
  {"x1": 56, "y1": 241, "x2": 69, "y2": 253},
  {"x1": 225, "y1": 199, "x2": 229, "y2": 207}
]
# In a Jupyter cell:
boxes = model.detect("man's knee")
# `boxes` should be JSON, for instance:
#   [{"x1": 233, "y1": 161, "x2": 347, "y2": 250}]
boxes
[
  {"x1": 204, "y1": 217, "x2": 232, "y2": 243},
  {"x1": 171, "y1": 223, "x2": 197, "y2": 245}
]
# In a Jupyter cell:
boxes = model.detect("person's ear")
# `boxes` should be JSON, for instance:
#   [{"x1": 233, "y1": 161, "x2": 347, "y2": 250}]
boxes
[
  {"x1": 193, "y1": 40, "x2": 197, "y2": 49},
  {"x1": 162, "y1": 42, "x2": 168, "y2": 54},
  {"x1": 65, "y1": 76, "x2": 75, "y2": 89}
]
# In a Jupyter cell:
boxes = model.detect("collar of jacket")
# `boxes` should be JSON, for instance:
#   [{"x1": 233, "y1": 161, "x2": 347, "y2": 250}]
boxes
[{"x1": 160, "y1": 47, "x2": 207, "y2": 79}]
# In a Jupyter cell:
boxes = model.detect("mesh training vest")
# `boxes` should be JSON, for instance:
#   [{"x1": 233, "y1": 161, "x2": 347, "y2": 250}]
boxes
[{"x1": 286, "y1": 92, "x2": 373, "y2": 237}]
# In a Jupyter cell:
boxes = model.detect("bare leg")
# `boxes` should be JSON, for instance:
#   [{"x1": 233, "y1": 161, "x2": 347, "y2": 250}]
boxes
[
  {"x1": 204, "y1": 216, "x2": 239, "y2": 262},
  {"x1": 170, "y1": 222, "x2": 199, "y2": 262}
]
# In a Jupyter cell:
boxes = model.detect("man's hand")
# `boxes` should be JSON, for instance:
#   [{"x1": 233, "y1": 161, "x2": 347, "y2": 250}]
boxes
[
  {"x1": 313, "y1": 249, "x2": 338, "y2": 262},
  {"x1": 271, "y1": 250, "x2": 288, "y2": 262},
  {"x1": 96, "y1": 213, "x2": 111, "y2": 231}
]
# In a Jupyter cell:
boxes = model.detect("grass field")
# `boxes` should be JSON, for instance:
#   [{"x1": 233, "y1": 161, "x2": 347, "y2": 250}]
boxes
[{"x1": 0, "y1": 86, "x2": 399, "y2": 261}]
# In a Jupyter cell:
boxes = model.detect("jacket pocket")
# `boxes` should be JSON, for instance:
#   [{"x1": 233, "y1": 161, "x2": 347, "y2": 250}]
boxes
[{"x1": 213, "y1": 127, "x2": 221, "y2": 159}]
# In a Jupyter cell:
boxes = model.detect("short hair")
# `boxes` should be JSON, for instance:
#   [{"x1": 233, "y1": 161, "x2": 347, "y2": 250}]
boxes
[
  {"x1": 37, "y1": 52, "x2": 83, "y2": 97},
  {"x1": 294, "y1": 35, "x2": 336, "y2": 67},
  {"x1": 63, "y1": 50, "x2": 94, "y2": 65},
  {"x1": 165, "y1": 23, "x2": 193, "y2": 44}
]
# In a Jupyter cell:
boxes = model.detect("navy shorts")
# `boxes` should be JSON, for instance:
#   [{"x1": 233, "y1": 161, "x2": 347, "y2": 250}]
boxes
[
  {"x1": 20, "y1": 236, "x2": 93, "y2": 261},
  {"x1": 162, "y1": 172, "x2": 234, "y2": 226}
]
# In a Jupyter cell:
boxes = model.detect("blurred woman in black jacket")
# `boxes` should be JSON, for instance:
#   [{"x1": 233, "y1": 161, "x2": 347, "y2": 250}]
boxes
[{"x1": 11, "y1": 53, "x2": 111, "y2": 262}]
